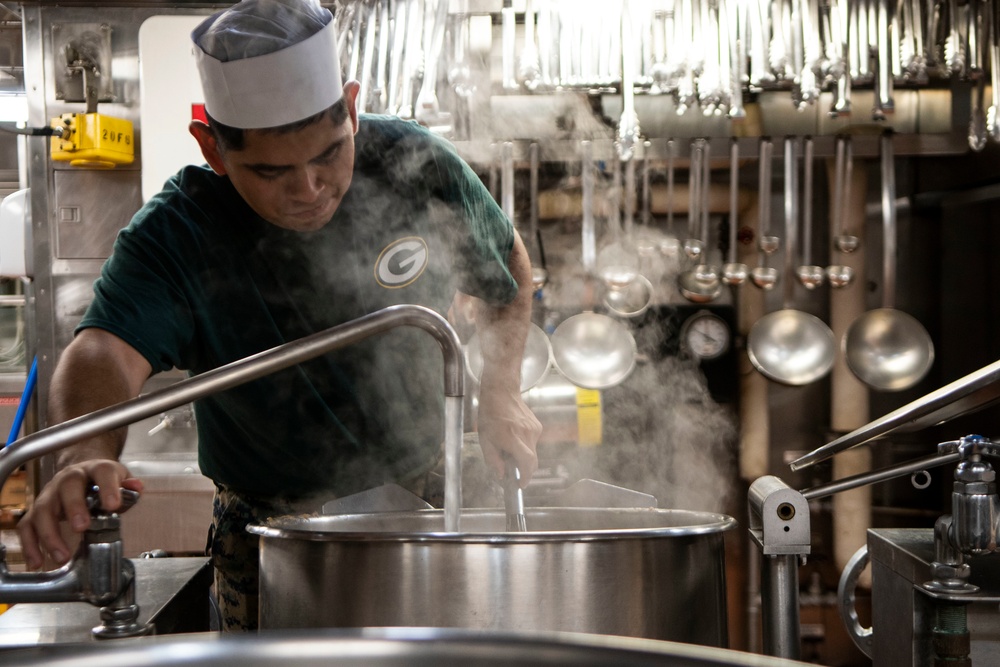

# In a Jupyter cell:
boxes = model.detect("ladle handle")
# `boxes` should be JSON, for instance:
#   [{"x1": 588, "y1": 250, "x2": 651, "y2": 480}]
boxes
[
  {"x1": 801, "y1": 136, "x2": 814, "y2": 266},
  {"x1": 728, "y1": 138, "x2": 739, "y2": 264},
  {"x1": 581, "y1": 140, "x2": 596, "y2": 272},
  {"x1": 700, "y1": 138, "x2": 711, "y2": 247},
  {"x1": 831, "y1": 136, "x2": 846, "y2": 240},
  {"x1": 501, "y1": 141, "x2": 515, "y2": 228},
  {"x1": 880, "y1": 132, "x2": 896, "y2": 309},
  {"x1": 757, "y1": 138, "x2": 773, "y2": 241},
  {"x1": 688, "y1": 140, "x2": 703, "y2": 240},
  {"x1": 782, "y1": 137, "x2": 798, "y2": 307},
  {"x1": 529, "y1": 142, "x2": 540, "y2": 258},
  {"x1": 666, "y1": 138, "x2": 676, "y2": 234}
]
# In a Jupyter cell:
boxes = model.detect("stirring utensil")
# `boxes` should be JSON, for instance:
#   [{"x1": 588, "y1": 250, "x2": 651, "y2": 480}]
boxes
[
  {"x1": 518, "y1": 0, "x2": 542, "y2": 89},
  {"x1": 678, "y1": 139, "x2": 721, "y2": 302},
  {"x1": 795, "y1": 136, "x2": 825, "y2": 289},
  {"x1": 747, "y1": 137, "x2": 836, "y2": 385},
  {"x1": 722, "y1": 138, "x2": 748, "y2": 285},
  {"x1": 833, "y1": 135, "x2": 859, "y2": 254},
  {"x1": 750, "y1": 138, "x2": 778, "y2": 290},
  {"x1": 844, "y1": 132, "x2": 934, "y2": 391},
  {"x1": 414, "y1": 0, "x2": 452, "y2": 130},
  {"x1": 503, "y1": 455, "x2": 527, "y2": 532},
  {"x1": 551, "y1": 141, "x2": 638, "y2": 390},
  {"x1": 601, "y1": 144, "x2": 651, "y2": 317},
  {"x1": 659, "y1": 138, "x2": 682, "y2": 259},
  {"x1": 827, "y1": 135, "x2": 856, "y2": 288}
]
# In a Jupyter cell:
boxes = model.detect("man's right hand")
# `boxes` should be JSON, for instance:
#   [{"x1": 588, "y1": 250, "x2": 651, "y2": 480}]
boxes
[{"x1": 17, "y1": 460, "x2": 143, "y2": 570}]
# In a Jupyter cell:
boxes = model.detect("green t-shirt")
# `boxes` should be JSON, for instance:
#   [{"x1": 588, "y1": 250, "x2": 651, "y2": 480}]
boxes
[{"x1": 80, "y1": 115, "x2": 517, "y2": 497}]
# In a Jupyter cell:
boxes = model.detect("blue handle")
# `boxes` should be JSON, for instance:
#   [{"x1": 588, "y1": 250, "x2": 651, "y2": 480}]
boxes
[{"x1": 6, "y1": 355, "x2": 37, "y2": 447}]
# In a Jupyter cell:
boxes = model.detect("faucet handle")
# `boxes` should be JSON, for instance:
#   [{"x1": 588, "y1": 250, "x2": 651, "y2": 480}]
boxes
[{"x1": 85, "y1": 485, "x2": 140, "y2": 516}]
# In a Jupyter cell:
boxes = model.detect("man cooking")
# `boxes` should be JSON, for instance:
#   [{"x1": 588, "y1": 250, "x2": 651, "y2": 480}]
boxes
[{"x1": 17, "y1": 0, "x2": 542, "y2": 631}]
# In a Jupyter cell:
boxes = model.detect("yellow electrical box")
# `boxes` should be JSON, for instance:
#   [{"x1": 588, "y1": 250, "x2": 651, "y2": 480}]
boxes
[{"x1": 50, "y1": 112, "x2": 135, "y2": 169}]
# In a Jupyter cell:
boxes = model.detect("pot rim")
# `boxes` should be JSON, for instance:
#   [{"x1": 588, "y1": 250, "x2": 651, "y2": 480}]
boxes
[
  {"x1": 247, "y1": 507, "x2": 737, "y2": 543},
  {"x1": 7, "y1": 626, "x2": 813, "y2": 666}
]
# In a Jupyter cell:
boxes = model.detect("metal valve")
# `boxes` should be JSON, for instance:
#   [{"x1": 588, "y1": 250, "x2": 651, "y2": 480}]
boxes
[
  {"x1": 147, "y1": 405, "x2": 196, "y2": 436},
  {"x1": 934, "y1": 435, "x2": 1000, "y2": 557},
  {"x1": 0, "y1": 485, "x2": 151, "y2": 639},
  {"x1": 85, "y1": 484, "x2": 139, "y2": 515}
]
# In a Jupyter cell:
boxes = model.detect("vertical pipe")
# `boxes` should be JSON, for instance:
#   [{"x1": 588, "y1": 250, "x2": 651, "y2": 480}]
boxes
[{"x1": 760, "y1": 554, "x2": 802, "y2": 659}]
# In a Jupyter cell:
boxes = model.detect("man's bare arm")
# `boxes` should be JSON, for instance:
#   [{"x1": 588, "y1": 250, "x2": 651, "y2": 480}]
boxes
[{"x1": 17, "y1": 328, "x2": 152, "y2": 568}]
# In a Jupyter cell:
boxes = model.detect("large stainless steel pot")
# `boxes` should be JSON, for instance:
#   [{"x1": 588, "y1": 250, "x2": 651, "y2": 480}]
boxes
[
  {"x1": 7, "y1": 628, "x2": 813, "y2": 666},
  {"x1": 247, "y1": 508, "x2": 736, "y2": 646}
]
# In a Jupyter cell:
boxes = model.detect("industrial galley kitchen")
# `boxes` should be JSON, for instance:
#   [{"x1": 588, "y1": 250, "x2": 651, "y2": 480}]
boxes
[{"x1": 3, "y1": 0, "x2": 1000, "y2": 666}]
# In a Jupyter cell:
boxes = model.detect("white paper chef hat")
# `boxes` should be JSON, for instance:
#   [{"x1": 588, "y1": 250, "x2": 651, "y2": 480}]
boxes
[{"x1": 192, "y1": 0, "x2": 344, "y2": 129}]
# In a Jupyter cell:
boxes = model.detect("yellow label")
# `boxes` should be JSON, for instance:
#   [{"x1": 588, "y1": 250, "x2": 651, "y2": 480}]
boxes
[
  {"x1": 576, "y1": 388, "x2": 602, "y2": 447},
  {"x1": 0, "y1": 603, "x2": 8, "y2": 615}
]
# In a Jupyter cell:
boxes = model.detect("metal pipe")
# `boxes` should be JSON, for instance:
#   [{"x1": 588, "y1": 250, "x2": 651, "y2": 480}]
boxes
[
  {"x1": 0, "y1": 304, "x2": 465, "y2": 525},
  {"x1": 801, "y1": 450, "x2": 961, "y2": 500},
  {"x1": 760, "y1": 554, "x2": 801, "y2": 659},
  {"x1": 0, "y1": 294, "x2": 26, "y2": 307}
]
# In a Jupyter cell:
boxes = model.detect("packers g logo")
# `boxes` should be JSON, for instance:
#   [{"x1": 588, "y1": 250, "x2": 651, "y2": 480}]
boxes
[{"x1": 374, "y1": 237, "x2": 429, "y2": 288}]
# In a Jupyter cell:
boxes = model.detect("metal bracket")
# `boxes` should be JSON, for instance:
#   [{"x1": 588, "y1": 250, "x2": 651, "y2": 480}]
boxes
[
  {"x1": 51, "y1": 23, "x2": 113, "y2": 110},
  {"x1": 748, "y1": 475, "x2": 811, "y2": 556}
]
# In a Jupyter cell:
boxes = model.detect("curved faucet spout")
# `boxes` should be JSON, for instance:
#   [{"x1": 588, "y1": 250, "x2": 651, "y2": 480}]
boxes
[
  {"x1": 0, "y1": 305, "x2": 466, "y2": 618},
  {"x1": 0, "y1": 304, "x2": 464, "y2": 496}
]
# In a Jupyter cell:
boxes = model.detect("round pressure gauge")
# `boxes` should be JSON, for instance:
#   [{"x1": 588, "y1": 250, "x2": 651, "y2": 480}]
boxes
[{"x1": 680, "y1": 311, "x2": 731, "y2": 361}]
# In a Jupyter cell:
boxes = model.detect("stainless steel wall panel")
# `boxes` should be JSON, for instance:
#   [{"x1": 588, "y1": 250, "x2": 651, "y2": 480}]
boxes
[{"x1": 52, "y1": 168, "x2": 141, "y2": 259}]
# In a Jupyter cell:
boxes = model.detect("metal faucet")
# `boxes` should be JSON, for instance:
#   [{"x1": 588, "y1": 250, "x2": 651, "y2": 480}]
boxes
[
  {"x1": 0, "y1": 304, "x2": 465, "y2": 636},
  {"x1": 750, "y1": 434, "x2": 1000, "y2": 661},
  {"x1": 0, "y1": 485, "x2": 149, "y2": 638}
]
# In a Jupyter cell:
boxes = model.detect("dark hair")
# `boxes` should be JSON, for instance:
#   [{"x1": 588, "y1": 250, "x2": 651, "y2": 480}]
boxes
[{"x1": 206, "y1": 97, "x2": 351, "y2": 151}]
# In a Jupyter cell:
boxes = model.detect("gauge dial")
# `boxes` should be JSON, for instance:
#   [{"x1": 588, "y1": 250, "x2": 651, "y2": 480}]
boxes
[{"x1": 681, "y1": 311, "x2": 731, "y2": 361}]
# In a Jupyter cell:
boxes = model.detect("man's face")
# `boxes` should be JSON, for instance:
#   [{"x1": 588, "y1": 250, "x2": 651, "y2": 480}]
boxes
[{"x1": 191, "y1": 84, "x2": 360, "y2": 232}]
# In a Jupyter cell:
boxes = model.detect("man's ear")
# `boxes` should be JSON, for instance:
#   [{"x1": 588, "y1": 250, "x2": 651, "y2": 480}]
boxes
[
  {"x1": 342, "y1": 81, "x2": 361, "y2": 135},
  {"x1": 188, "y1": 120, "x2": 228, "y2": 175}
]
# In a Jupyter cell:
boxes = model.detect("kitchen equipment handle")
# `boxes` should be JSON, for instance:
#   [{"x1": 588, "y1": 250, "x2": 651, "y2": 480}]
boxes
[{"x1": 837, "y1": 545, "x2": 873, "y2": 658}]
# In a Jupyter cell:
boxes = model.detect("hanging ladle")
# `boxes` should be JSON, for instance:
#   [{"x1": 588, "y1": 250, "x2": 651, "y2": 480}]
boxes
[
  {"x1": 826, "y1": 135, "x2": 856, "y2": 288},
  {"x1": 721, "y1": 137, "x2": 748, "y2": 285},
  {"x1": 747, "y1": 137, "x2": 836, "y2": 385},
  {"x1": 843, "y1": 133, "x2": 934, "y2": 391},
  {"x1": 750, "y1": 138, "x2": 779, "y2": 290},
  {"x1": 832, "y1": 135, "x2": 860, "y2": 254},
  {"x1": 678, "y1": 138, "x2": 722, "y2": 303},
  {"x1": 551, "y1": 140, "x2": 637, "y2": 390},
  {"x1": 603, "y1": 149, "x2": 653, "y2": 318},
  {"x1": 658, "y1": 138, "x2": 682, "y2": 261},
  {"x1": 466, "y1": 142, "x2": 552, "y2": 392},
  {"x1": 795, "y1": 136, "x2": 825, "y2": 289}
]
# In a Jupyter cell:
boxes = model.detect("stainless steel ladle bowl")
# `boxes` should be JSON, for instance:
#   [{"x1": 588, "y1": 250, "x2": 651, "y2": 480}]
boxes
[
  {"x1": 844, "y1": 133, "x2": 934, "y2": 392},
  {"x1": 746, "y1": 138, "x2": 836, "y2": 386},
  {"x1": 678, "y1": 264, "x2": 722, "y2": 303},
  {"x1": 603, "y1": 275, "x2": 654, "y2": 318},
  {"x1": 843, "y1": 308, "x2": 935, "y2": 391},
  {"x1": 465, "y1": 323, "x2": 553, "y2": 392},
  {"x1": 551, "y1": 313, "x2": 637, "y2": 389},
  {"x1": 748, "y1": 309, "x2": 836, "y2": 385}
]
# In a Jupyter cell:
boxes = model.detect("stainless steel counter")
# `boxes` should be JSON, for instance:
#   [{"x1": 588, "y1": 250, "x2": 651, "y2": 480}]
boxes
[{"x1": 0, "y1": 557, "x2": 213, "y2": 649}]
